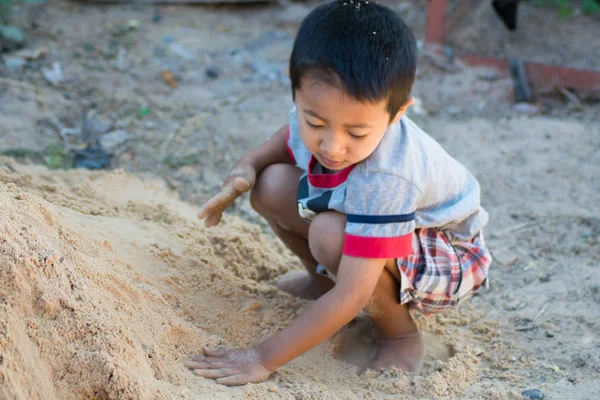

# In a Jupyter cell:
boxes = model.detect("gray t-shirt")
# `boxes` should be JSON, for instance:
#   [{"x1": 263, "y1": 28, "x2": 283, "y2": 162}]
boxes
[{"x1": 287, "y1": 107, "x2": 489, "y2": 259}]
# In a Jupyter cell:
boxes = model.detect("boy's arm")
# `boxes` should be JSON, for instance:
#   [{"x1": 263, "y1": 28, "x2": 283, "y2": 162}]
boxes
[
  {"x1": 258, "y1": 256, "x2": 386, "y2": 370},
  {"x1": 186, "y1": 256, "x2": 386, "y2": 385}
]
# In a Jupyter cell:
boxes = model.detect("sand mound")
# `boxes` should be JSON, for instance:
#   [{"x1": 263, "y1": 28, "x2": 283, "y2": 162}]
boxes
[{"x1": 0, "y1": 159, "x2": 493, "y2": 400}]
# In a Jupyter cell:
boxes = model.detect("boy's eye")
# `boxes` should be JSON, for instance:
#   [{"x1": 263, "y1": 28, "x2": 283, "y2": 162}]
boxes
[
  {"x1": 306, "y1": 120, "x2": 324, "y2": 129},
  {"x1": 349, "y1": 132, "x2": 368, "y2": 140}
]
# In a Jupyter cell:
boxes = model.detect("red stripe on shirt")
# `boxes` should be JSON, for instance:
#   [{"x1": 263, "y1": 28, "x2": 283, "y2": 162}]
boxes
[
  {"x1": 342, "y1": 233, "x2": 413, "y2": 259},
  {"x1": 308, "y1": 156, "x2": 356, "y2": 188},
  {"x1": 286, "y1": 128, "x2": 296, "y2": 164}
]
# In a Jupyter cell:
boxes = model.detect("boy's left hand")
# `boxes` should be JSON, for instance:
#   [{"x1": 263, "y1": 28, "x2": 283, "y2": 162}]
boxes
[{"x1": 184, "y1": 347, "x2": 272, "y2": 386}]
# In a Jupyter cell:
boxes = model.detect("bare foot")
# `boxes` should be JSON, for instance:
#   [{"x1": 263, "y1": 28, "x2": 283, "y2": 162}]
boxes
[
  {"x1": 370, "y1": 332, "x2": 425, "y2": 371},
  {"x1": 275, "y1": 270, "x2": 333, "y2": 300}
]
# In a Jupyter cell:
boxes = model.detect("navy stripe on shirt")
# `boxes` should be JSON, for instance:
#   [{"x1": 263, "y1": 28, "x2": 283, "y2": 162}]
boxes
[{"x1": 347, "y1": 213, "x2": 415, "y2": 224}]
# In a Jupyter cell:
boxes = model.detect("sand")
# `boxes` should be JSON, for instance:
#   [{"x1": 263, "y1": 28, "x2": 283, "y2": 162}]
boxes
[{"x1": 0, "y1": 159, "x2": 495, "y2": 400}]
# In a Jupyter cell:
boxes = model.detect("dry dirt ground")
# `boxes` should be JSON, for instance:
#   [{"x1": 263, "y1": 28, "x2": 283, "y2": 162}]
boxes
[{"x1": 1, "y1": 1, "x2": 600, "y2": 399}]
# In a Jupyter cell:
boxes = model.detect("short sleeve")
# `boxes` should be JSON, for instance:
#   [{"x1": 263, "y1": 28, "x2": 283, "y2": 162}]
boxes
[
  {"x1": 343, "y1": 170, "x2": 419, "y2": 259},
  {"x1": 287, "y1": 106, "x2": 311, "y2": 171}
]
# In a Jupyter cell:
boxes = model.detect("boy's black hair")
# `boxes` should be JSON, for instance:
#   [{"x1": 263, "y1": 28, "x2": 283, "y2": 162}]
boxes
[{"x1": 289, "y1": 0, "x2": 417, "y2": 119}]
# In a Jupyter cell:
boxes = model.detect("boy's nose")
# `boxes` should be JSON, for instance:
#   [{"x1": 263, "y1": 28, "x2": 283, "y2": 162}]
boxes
[{"x1": 319, "y1": 135, "x2": 345, "y2": 157}]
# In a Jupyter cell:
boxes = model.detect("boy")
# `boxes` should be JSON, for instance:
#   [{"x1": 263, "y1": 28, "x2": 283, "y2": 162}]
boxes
[{"x1": 185, "y1": 0, "x2": 491, "y2": 386}]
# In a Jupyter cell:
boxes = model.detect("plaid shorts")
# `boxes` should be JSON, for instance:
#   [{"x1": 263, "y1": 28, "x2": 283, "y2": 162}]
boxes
[{"x1": 397, "y1": 228, "x2": 492, "y2": 315}]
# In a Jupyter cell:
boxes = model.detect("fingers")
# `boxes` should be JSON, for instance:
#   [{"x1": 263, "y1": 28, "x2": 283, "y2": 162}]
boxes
[
  {"x1": 197, "y1": 191, "x2": 231, "y2": 220},
  {"x1": 184, "y1": 360, "x2": 225, "y2": 370},
  {"x1": 217, "y1": 373, "x2": 251, "y2": 386},
  {"x1": 203, "y1": 347, "x2": 227, "y2": 357},
  {"x1": 233, "y1": 176, "x2": 251, "y2": 192},
  {"x1": 204, "y1": 213, "x2": 222, "y2": 228},
  {"x1": 192, "y1": 368, "x2": 237, "y2": 379},
  {"x1": 197, "y1": 181, "x2": 243, "y2": 222}
]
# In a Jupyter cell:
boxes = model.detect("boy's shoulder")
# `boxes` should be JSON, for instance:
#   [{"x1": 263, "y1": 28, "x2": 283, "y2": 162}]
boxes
[{"x1": 358, "y1": 116, "x2": 444, "y2": 181}]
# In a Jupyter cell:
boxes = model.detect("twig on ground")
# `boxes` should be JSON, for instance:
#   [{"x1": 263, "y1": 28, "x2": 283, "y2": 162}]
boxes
[
  {"x1": 516, "y1": 326, "x2": 538, "y2": 332},
  {"x1": 4, "y1": 163, "x2": 18, "y2": 173},
  {"x1": 159, "y1": 114, "x2": 209, "y2": 160},
  {"x1": 496, "y1": 215, "x2": 599, "y2": 236},
  {"x1": 557, "y1": 86, "x2": 583, "y2": 110},
  {"x1": 532, "y1": 303, "x2": 549, "y2": 323}
]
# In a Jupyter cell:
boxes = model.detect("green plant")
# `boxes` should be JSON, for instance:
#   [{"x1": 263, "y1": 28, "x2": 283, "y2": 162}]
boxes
[
  {"x1": 44, "y1": 142, "x2": 68, "y2": 170},
  {"x1": 582, "y1": 0, "x2": 600, "y2": 13},
  {"x1": 533, "y1": 0, "x2": 600, "y2": 17}
]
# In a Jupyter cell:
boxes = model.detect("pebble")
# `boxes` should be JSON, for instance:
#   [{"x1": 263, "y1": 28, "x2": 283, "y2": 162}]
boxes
[
  {"x1": 168, "y1": 43, "x2": 194, "y2": 60},
  {"x1": 100, "y1": 130, "x2": 130, "y2": 152},
  {"x1": 545, "y1": 330, "x2": 554, "y2": 338},
  {"x1": 0, "y1": 25, "x2": 27, "y2": 52},
  {"x1": 2, "y1": 56, "x2": 26, "y2": 72},
  {"x1": 522, "y1": 389, "x2": 544, "y2": 399},
  {"x1": 446, "y1": 106, "x2": 462, "y2": 115},
  {"x1": 84, "y1": 111, "x2": 113, "y2": 138},
  {"x1": 476, "y1": 68, "x2": 502, "y2": 81},
  {"x1": 205, "y1": 67, "x2": 220, "y2": 79},
  {"x1": 513, "y1": 102, "x2": 541, "y2": 115},
  {"x1": 41, "y1": 62, "x2": 64, "y2": 86}
]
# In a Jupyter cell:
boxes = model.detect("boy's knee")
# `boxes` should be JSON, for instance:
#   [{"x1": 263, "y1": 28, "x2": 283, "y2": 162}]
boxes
[
  {"x1": 250, "y1": 164, "x2": 288, "y2": 216},
  {"x1": 308, "y1": 212, "x2": 346, "y2": 273}
]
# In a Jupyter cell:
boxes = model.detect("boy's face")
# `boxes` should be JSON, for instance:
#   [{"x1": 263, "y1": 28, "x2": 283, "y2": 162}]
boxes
[{"x1": 295, "y1": 76, "x2": 411, "y2": 171}]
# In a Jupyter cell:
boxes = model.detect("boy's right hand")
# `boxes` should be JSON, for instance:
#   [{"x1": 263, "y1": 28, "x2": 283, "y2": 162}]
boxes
[{"x1": 197, "y1": 162, "x2": 256, "y2": 228}]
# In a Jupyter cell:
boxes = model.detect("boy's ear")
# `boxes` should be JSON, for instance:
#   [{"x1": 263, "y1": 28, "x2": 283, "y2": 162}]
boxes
[
  {"x1": 390, "y1": 97, "x2": 415, "y2": 124},
  {"x1": 285, "y1": 68, "x2": 290, "y2": 78}
]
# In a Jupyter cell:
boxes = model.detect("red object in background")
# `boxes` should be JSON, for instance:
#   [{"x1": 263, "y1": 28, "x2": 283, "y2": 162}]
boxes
[{"x1": 424, "y1": 0, "x2": 600, "y2": 95}]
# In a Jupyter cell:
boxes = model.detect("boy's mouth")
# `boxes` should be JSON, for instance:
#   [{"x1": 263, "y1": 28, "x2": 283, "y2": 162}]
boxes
[{"x1": 319, "y1": 155, "x2": 344, "y2": 169}]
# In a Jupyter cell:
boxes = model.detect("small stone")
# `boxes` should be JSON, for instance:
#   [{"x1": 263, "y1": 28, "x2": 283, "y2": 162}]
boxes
[
  {"x1": 545, "y1": 330, "x2": 554, "y2": 338},
  {"x1": 474, "y1": 347, "x2": 484, "y2": 356},
  {"x1": 125, "y1": 19, "x2": 140, "y2": 30},
  {"x1": 144, "y1": 121, "x2": 157, "y2": 130},
  {"x1": 476, "y1": 68, "x2": 501, "y2": 81},
  {"x1": 522, "y1": 388, "x2": 545, "y2": 399},
  {"x1": 446, "y1": 106, "x2": 462, "y2": 115},
  {"x1": 111, "y1": 47, "x2": 129, "y2": 72},
  {"x1": 0, "y1": 25, "x2": 27, "y2": 52},
  {"x1": 100, "y1": 130, "x2": 130, "y2": 152},
  {"x1": 205, "y1": 67, "x2": 220, "y2": 79},
  {"x1": 2, "y1": 56, "x2": 26, "y2": 72},
  {"x1": 574, "y1": 355, "x2": 586, "y2": 368},
  {"x1": 84, "y1": 111, "x2": 113, "y2": 137},
  {"x1": 513, "y1": 102, "x2": 541, "y2": 115},
  {"x1": 41, "y1": 62, "x2": 64, "y2": 86},
  {"x1": 168, "y1": 43, "x2": 194, "y2": 60}
]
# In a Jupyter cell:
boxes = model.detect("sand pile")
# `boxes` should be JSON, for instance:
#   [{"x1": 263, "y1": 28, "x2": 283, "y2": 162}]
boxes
[{"x1": 0, "y1": 159, "x2": 495, "y2": 400}]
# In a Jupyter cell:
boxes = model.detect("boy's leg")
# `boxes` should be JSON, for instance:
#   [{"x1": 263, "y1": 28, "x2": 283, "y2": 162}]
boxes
[
  {"x1": 250, "y1": 164, "x2": 335, "y2": 299},
  {"x1": 309, "y1": 211, "x2": 425, "y2": 371}
]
